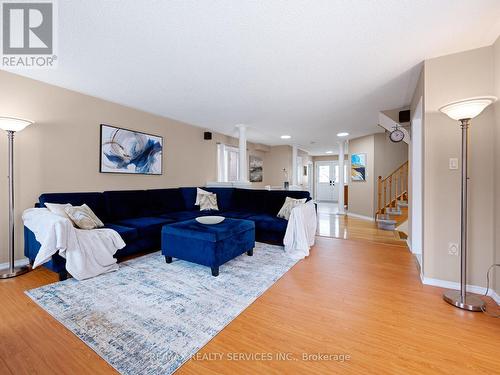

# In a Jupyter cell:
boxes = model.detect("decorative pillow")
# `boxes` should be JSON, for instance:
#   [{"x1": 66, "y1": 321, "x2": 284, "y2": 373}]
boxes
[
  {"x1": 277, "y1": 197, "x2": 307, "y2": 220},
  {"x1": 65, "y1": 204, "x2": 105, "y2": 230},
  {"x1": 45, "y1": 203, "x2": 73, "y2": 220},
  {"x1": 195, "y1": 188, "x2": 212, "y2": 205},
  {"x1": 199, "y1": 193, "x2": 219, "y2": 211}
]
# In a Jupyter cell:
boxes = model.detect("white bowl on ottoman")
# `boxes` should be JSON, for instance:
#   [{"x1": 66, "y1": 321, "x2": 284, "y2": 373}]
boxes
[{"x1": 195, "y1": 216, "x2": 225, "y2": 225}]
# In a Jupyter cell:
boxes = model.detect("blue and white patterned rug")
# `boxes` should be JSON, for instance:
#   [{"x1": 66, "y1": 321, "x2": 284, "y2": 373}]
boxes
[{"x1": 26, "y1": 242, "x2": 298, "y2": 375}]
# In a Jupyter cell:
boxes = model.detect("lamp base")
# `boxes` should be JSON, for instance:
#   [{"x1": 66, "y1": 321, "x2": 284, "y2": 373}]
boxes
[
  {"x1": 0, "y1": 265, "x2": 31, "y2": 279},
  {"x1": 443, "y1": 290, "x2": 485, "y2": 312}
]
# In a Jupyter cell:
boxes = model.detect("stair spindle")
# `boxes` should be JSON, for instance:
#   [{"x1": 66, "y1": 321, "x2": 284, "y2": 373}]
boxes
[
  {"x1": 383, "y1": 179, "x2": 387, "y2": 214},
  {"x1": 394, "y1": 173, "x2": 399, "y2": 208},
  {"x1": 377, "y1": 176, "x2": 382, "y2": 214},
  {"x1": 388, "y1": 176, "x2": 392, "y2": 209}
]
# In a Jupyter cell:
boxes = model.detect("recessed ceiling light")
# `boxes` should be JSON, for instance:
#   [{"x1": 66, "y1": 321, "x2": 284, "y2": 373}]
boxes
[
  {"x1": 325, "y1": 151, "x2": 333, "y2": 154},
  {"x1": 280, "y1": 135, "x2": 291, "y2": 139},
  {"x1": 337, "y1": 132, "x2": 349, "y2": 137}
]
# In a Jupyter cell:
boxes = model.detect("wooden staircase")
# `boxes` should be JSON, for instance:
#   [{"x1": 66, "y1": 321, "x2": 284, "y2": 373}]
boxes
[{"x1": 376, "y1": 161, "x2": 409, "y2": 231}]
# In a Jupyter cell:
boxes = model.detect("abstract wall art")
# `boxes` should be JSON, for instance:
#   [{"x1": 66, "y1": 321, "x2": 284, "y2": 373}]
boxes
[
  {"x1": 249, "y1": 155, "x2": 263, "y2": 182},
  {"x1": 351, "y1": 153, "x2": 366, "y2": 181},
  {"x1": 100, "y1": 124, "x2": 163, "y2": 175}
]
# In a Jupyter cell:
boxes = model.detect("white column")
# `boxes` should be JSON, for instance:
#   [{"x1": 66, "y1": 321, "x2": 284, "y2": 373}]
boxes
[
  {"x1": 337, "y1": 140, "x2": 345, "y2": 214},
  {"x1": 236, "y1": 124, "x2": 248, "y2": 183},
  {"x1": 291, "y1": 144, "x2": 298, "y2": 187}
]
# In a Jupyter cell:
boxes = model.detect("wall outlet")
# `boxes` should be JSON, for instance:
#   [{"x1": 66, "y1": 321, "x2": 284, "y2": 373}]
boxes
[
  {"x1": 449, "y1": 158, "x2": 459, "y2": 170},
  {"x1": 448, "y1": 243, "x2": 459, "y2": 256}
]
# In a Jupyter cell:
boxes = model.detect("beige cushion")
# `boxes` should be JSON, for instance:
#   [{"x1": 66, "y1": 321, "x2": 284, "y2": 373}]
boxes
[
  {"x1": 65, "y1": 204, "x2": 105, "y2": 230},
  {"x1": 277, "y1": 197, "x2": 307, "y2": 220},
  {"x1": 45, "y1": 203, "x2": 73, "y2": 220},
  {"x1": 199, "y1": 193, "x2": 219, "y2": 211}
]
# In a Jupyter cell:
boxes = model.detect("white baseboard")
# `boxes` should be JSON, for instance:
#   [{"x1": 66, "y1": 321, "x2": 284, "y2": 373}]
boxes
[
  {"x1": 421, "y1": 276, "x2": 500, "y2": 304},
  {"x1": 346, "y1": 212, "x2": 375, "y2": 222},
  {"x1": 0, "y1": 257, "x2": 30, "y2": 270}
]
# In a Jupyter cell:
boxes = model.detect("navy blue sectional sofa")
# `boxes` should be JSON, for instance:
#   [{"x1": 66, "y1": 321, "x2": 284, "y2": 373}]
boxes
[{"x1": 24, "y1": 187, "x2": 311, "y2": 280}]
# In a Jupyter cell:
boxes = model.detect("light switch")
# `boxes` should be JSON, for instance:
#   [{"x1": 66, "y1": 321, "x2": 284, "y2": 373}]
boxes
[{"x1": 449, "y1": 158, "x2": 458, "y2": 170}]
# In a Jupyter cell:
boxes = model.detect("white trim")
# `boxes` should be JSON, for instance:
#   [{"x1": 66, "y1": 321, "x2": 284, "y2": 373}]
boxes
[
  {"x1": 346, "y1": 212, "x2": 375, "y2": 221},
  {"x1": 421, "y1": 276, "x2": 500, "y2": 304},
  {"x1": 0, "y1": 257, "x2": 30, "y2": 270},
  {"x1": 406, "y1": 239, "x2": 412, "y2": 251}
]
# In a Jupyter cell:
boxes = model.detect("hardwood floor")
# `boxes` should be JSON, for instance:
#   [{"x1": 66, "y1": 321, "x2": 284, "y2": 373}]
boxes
[
  {"x1": 317, "y1": 203, "x2": 407, "y2": 247},
  {"x1": 1, "y1": 237, "x2": 499, "y2": 374}
]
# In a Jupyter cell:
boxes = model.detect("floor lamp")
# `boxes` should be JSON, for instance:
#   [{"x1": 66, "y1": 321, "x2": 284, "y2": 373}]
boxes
[
  {"x1": 438, "y1": 96, "x2": 496, "y2": 311},
  {"x1": 0, "y1": 117, "x2": 34, "y2": 279}
]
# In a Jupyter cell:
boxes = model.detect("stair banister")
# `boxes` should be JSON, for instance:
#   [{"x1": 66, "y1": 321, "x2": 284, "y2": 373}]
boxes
[{"x1": 376, "y1": 160, "x2": 409, "y2": 216}]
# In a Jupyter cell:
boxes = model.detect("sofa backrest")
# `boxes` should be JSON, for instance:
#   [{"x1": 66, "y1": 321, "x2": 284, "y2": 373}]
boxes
[
  {"x1": 266, "y1": 190, "x2": 311, "y2": 215},
  {"x1": 38, "y1": 192, "x2": 107, "y2": 221},
  {"x1": 233, "y1": 189, "x2": 269, "y2": 213},
  {"x1": 146, "y1": 188, "x2": 186, "y2": 215},
  {"x1": 203, "y1": 187, "x2": 235, "y2": 211},
  {"x1": 38, "y1": 187, "x2": 311, "y2": 221},
  {"x1": 103, "y1": 190, "x2": 147, "y2": 221}
]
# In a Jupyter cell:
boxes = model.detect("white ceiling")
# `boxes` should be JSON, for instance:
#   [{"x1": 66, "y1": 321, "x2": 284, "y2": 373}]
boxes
[{"x1": 8, "y1": 0, "x2": 500, "y2": 155}]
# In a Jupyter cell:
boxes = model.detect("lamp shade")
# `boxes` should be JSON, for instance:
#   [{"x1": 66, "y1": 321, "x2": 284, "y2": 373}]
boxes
[
  {"x1": 438, "y1": 96, "x2": 497, "y2": 121},
  {"x1": 0, "y1": 117, "x2": 34, "y2": 132}
]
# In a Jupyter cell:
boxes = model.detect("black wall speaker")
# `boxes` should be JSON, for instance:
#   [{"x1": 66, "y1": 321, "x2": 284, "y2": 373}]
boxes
[
  {"x1": 399, "y1": 110, "x2": 410, "y2": 123},
  {"x1": 204, "y1": 131, "x2": 212, "y2": 140}
]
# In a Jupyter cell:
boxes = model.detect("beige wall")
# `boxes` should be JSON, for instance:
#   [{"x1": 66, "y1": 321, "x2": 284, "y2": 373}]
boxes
[
  {"x1": 313, "y1": 155, "x2": 340, "y2": 162},
  {"x1": 262, "y1": 145, "x2": 292, "y2": 187},
  {"x1": 373, "y1": 133, "x2": 409, "y2": 211},
  {"x1": 494, "y1": 36, "x2": 500, "y2": 294},
  {"x1": 423, "y1": 46, "x2": 496, "y2": 287},
  {"x1": 348, "y1": 134, "x2": 375, "y2": 217},
  {"x1": 0, "y1": 71, "x2": 287, "y2": 262},
  {"x1": 347, "y1": 133, "x2": 408, "y2": 218}
]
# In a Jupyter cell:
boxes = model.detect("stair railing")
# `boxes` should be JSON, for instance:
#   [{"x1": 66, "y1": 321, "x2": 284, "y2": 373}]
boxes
[{"x1": 377, "y1": 161, "x2": 409, "y2": 216}]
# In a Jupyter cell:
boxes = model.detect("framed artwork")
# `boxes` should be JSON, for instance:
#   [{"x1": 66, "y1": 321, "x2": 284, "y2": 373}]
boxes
[
  {"x1": 351, "y1": 153, "x2": 366, "y2": 181},
  {"x1": 100, "y1": 124, "x2": 163, "y2": 175},
  {"x1": 249, "y1": 155, "x2": 263, "y2": 182}
]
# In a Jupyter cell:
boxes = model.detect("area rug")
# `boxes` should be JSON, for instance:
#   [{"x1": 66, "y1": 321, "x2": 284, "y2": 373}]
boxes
[{"x1": 26, "y1": 242, "x2": 298, "y2": 375}]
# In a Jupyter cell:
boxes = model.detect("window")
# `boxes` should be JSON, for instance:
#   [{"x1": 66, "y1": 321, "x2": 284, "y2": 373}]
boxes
[
  {"x1": 217, "y1": 144, "x2": 239, "y2": 182},
  {"x1": 318, "y1": 165, "x2": 330, "y2": 183}
]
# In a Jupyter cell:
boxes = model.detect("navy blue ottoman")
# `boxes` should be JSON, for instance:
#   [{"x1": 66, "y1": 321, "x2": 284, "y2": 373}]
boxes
[{"x1": 161, "y1": 218, "x2": 255, "y2": 276}]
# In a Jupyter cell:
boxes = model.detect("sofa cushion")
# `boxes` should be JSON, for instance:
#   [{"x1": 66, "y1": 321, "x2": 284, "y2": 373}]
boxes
[
  {"x1": 146, "y1": 188, "x2": 185, "y2": 215},
  {"x1": 39, "y1": 192, "x2": 107, "y2": 221},
  {"x1": 103, "y1": 190, "x2": 147, "y2": 220},
  {"x1": 160, "y1": 210, "x2": 218, "y2": 222},
  {"x1": 247, "y1": 214, "x2": 288, "y2": 233},
  {"x1": 115, "y1": 217, "x2": 174, "y2": 238},
  {"x1": 103, "y1": 223, "x2": 139, "y2": 242},
  {"x1": 220, "y1": 211, "x2": 256, "y2": 219}
]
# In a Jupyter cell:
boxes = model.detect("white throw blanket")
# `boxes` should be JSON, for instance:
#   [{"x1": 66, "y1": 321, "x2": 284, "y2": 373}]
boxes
[
  {"x1": 283, "y1": 201, "x2": 317, "y2": 260},
  {"x1": 23, "y1": 208, "x2": 125, "y2": 280}
]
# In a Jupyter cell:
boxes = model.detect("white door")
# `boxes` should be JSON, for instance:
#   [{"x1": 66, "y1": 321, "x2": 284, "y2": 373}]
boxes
[{"x1": 315, "y1": 161, "x2": 338, "y2": 201}]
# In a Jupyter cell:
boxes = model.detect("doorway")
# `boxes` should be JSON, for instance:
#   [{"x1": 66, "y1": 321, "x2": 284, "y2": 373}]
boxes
[{"x1": 315, "y1": 161, "x2": 338, "y2": 202}]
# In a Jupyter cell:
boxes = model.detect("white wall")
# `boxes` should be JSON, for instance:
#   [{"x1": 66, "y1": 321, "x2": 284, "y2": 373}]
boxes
[{"x1": 410, "y1": 97, "x2": 423, "y2": 259}]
